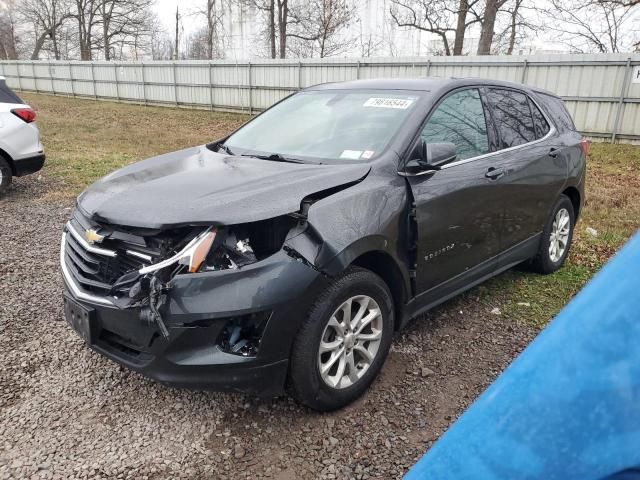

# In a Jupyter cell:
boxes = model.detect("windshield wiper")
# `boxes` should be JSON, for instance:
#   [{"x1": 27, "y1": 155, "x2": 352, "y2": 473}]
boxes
[{"x1": 241, "y1": 153, "x2": 304, "y2": 164}]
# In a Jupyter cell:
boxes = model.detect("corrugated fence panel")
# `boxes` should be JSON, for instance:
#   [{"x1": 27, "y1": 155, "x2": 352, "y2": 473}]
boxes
[{"x1": 1, "y1": 54, "x2": 638, "y2": 141}]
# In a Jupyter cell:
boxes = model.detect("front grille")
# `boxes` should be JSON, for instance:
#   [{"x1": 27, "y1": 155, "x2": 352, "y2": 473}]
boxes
[{"x1": 63, "y1": 224, "x2": 151, "y2": 295}]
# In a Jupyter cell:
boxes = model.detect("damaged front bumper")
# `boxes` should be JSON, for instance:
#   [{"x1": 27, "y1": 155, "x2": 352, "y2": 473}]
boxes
[{"x1": 60, "y1": 231, "x2": 328, "y2": 396}]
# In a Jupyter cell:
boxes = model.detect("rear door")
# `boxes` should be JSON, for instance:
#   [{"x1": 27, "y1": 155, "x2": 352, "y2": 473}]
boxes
[
  {"x1": 406, "y1": 87, "x2": 506, "y2": 295},
  {"x1": 484, "y1": 88, "x2": 567, "y2": 254}
]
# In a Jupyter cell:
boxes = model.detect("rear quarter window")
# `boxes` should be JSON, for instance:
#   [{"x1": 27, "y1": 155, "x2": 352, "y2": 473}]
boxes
[
  {"x1": 0, "y1": 79, "x2": 24, "y2": 104},
  {"x1": 536, "y1": 93, "x2": 576, "y2": 133}
]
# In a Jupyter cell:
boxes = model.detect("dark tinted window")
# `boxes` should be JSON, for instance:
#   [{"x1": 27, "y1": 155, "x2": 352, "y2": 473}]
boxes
[
  {"x1": 537, "y1": 93, "x2": 576, "y2": 132},
  {"x1": 0, "y1": 79, "x2": 23, "y2": 104},
  {"x1": 421, "y1": 89, "x2": 489, "y2": 160},
  {"x1": 487, "y1": 89, "x2": 536, "y2": 149},
  {"x1": 530, "y1": 99, "x2": 550, "y2": 139}
]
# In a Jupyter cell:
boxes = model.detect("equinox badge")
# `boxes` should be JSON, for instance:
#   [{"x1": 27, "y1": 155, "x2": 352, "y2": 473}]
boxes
[{"x1": 85, "y1": 228, "x2": 105, "y2": 244}]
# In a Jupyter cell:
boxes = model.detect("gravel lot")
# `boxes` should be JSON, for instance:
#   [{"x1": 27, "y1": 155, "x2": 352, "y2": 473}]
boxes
[{"x1": 0, "y1": 174, "x2": 536, "y2": 479}]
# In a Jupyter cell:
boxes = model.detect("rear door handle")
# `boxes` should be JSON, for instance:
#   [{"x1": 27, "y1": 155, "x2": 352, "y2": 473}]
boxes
[
  {"x1": 485, "y1": 166, "x2": 504, "y2": 180},
  {"x1": 549, "y1": 148, "x2": 559, "y2": 158}
]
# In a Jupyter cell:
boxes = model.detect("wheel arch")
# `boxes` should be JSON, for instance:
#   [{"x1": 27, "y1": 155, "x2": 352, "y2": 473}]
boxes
[
  {"x1": 350, "y1": 250, "x2": 408, "y2": 331},
  {"x1": 562, "y1": 186, "x2": 581, "y2": 219},
  {"x1": 0, "y1": 147, "x2": 16, "y2": 175}
]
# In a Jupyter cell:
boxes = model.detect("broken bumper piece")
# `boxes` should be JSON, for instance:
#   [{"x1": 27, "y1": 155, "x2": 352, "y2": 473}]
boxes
[{"x1": 61, "y1": 249, "x2": 327, "y2": 396}]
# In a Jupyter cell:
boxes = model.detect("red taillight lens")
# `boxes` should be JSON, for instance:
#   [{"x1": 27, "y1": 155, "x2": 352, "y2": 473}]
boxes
[
  {"x1": 580, "y1": 137, "x2": 590, "y2": 156},
  {"x1": 11, "y1": 108, "x2": 36, "y2": 123}
]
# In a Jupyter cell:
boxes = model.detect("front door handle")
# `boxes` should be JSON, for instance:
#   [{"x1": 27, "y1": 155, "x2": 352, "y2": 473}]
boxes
[{"x1": 485, "y1": 166, "x2": 504, "y2": 180}]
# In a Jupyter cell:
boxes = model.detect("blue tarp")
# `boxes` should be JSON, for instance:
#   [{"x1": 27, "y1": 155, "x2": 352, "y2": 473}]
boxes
[{"x1": 406, "y1": 231, "x2": 640, "y2": 480}]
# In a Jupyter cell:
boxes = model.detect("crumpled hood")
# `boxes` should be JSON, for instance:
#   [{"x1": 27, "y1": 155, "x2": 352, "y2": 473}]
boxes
[{"x1": 77, "y1": 146, "x2": 370, "y2": 229}]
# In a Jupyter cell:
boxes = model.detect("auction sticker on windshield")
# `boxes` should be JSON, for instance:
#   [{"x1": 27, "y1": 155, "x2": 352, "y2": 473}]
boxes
[{"x1": 363, "y1": 97, "x2": 415, "y2": 109}]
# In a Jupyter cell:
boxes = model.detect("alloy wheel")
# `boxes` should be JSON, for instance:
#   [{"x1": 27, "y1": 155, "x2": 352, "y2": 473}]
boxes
[
  {"x1": 317, "y1": 295, "x2": 383, "y2": 389},
  {"x1": 549, "y1": 207, "x2": 571, "y2": 262}
]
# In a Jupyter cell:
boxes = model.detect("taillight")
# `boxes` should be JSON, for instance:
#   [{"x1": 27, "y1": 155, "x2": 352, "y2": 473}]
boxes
[
  {"x1": 11, "y1": 108, "x2": 36, "y2": 123},
  {"x1": 580, "y1": 137, "x2": 590, "y2": 156}
]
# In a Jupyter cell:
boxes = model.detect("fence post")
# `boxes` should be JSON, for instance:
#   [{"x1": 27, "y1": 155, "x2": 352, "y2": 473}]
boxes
[
  {"x1": 141, "y1": 62, "x2": 147, "y2": 105},
  {"x1": 298, "y1": 61, "x2": 303, "y2": 90},
  {"x1": 69, "y1": 62, "x2": 76, "y2": 97},
  {"x1": 16, "y1": 62, "x2": 23, "y2": 91},
  {"x1": 426, "y1": 59, "x2": 432, "y2": 77},
  {"x1": 32, "y1": 62, "x2": 38, "y2": 93},
  {"x1": 49, "y1": 63, "x2": 56, "y2": 96},
  {"x1": 90, "y1": 62, "x2": 97, "y2": 99},
  {"x1": 520, "y1": 59, "x2": 529, "y2": 84},
  {"x1": 209, "y1": 62, "x2": 214, "y2": 111},
  {"x1": 611, "y1": 57, "x2": 632, "y2": 143},
  {"x1": 356, "y1": 60, "x2": 361, "y2": 80},
  {"x1": 248, "y1": 61, "x2": 253, "y2": 114},
  {"x1": 173, "y1": 61, "x2": 179, "y2": 106},
  {"x1": 114, "y1": 63, "x2": 120, "y2": 101}
]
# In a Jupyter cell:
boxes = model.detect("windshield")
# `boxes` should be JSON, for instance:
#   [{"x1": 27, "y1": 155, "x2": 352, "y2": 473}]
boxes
[{"x1": 224, "y1": 90, "x2": 420, "y2": 163}]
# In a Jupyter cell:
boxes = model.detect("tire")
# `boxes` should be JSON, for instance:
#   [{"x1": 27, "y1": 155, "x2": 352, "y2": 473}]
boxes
[
  {"x1": 530, "y1": 194, "x2": 575, "y2": 274},
  {"x1": 288, "y1": 267, "x2": 394, "y2": 411},
  {"x1": 0, "y1": 156, "x2": 12, "y2": 195}
]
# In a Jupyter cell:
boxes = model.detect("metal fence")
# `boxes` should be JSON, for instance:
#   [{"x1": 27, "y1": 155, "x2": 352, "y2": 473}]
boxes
[{"x1": 1, "y1": 53, "x2": 639, "y2": 142}]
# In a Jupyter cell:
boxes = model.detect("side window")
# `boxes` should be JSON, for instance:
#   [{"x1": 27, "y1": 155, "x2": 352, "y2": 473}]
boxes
[
  {"x1": 420, "y1": 89, "x2": 489, "y2": 160},
  {"x1": 529, "y1": 98, "x2": 550, "y2": 139},
  {"x1": 487, "y1": 89, "x2": 537, "y2": 149}
]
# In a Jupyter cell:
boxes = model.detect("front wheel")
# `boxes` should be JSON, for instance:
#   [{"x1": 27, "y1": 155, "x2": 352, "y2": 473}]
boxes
[
  {"x1": 288, "y1": 267, "x2": 394, "y2": 411},
  {"x1": 530, "y1": 194, "x2": 575, "y2": 274}
]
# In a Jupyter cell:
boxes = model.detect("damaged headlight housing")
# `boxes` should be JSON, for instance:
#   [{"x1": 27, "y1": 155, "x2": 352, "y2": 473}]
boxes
[
  {"x1": 139, "y1": 228, "x2": 218, "y2": 275},
  {"x1": 137, "y1": 215, "x2": 296, "y2": 278}
]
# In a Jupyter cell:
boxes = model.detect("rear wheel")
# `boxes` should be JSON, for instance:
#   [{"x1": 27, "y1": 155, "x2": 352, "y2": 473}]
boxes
[
  {"x1": 288, "y1": 267, "x2": 394, "y2": 411},
  {"x1": 0, "y1": 156, "x2": 12, "y2": 195},
  {"x1": 530, "y1": 194, "x2": 575, "y2": 274}
]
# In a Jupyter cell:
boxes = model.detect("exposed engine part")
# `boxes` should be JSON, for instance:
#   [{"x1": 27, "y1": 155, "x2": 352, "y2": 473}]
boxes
[
  {"x1": 139, "y1": 276, "x2": 170, "y2": 339},
  {"x1": 217, "y1": 312, "x2": 271, "y2": 357}
]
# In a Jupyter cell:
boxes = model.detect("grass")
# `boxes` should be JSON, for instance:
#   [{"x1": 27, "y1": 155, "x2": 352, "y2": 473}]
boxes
[
  {"x1": 21, "y1": 92, "x2": 640, "y2": 329},
  {"x1": 21, "y1": 92, "x2": 249, "y2": 195}
]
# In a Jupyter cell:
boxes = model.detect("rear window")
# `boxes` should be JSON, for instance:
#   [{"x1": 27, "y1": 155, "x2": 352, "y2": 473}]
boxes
[
  {"x1": 536, "y1": 93, "x2": 576, "y2": 132},
  {"x1": 0, "y1": 79, "x2": 24, "y2": 104},
  {"x1": 487, "y1": 88, "x2": 537, "y2": 149}
]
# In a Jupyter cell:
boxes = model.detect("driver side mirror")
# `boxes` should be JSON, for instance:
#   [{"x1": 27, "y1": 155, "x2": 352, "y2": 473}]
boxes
[{"x1": 402, "y1": 140, "x2": 458, "y2": 176}]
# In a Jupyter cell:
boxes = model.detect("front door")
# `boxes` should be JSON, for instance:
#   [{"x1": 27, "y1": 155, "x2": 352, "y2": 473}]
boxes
[{"x1": 406, "y1": 88, "x2": 506, "y2": 295}]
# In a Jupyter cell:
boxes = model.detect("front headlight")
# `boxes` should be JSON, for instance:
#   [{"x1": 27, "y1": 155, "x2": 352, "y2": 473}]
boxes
[{"x1": 139, "y1": 228, "x2": 217, "y2": 275}]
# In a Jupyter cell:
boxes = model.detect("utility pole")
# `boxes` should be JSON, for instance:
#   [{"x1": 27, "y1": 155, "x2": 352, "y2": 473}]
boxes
[{"x1": 174, "y1": 5, "x2": 180, "y2": 60}]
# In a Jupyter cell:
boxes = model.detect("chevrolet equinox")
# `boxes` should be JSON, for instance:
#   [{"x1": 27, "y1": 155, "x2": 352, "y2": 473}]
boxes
[{"x1": 61, "y1": 78, "x2": 586, "y2": 411}]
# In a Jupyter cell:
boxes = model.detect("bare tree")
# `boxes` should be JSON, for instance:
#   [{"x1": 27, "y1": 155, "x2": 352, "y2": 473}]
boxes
[
  {"x1": 390, "y1": 0, "x2": 481, "y2": 56},
  {"x1": 241, "y1": 0, "x2": 277, "y2": 57},
  {"x1": 18, "y1": 0, "x2": 72, "y2": 60},
  {"x1": 489, "y1": 0, "x2": 538, "y2": 54},
  {"x1": 72, "y1": 0, "x2": 100, "y2": 59},
  {"x1": 542, "y1": 0, "x2": 637, "y2": 52},
  {"x1": 287, "y1": 0, "x2": 356, "y2": 57},
  {"x1": 149, "y1": 16, "x2": 173, "y2": 60},
  {"x1": 192, "y1": 0, "x2": 225, "y2": 59},
  {"x1": 477, "y1": 0, "x2": 509, "y2": 54},
  {"x1": 0, "y1": 0, "x2": 20, "y2": 59},
  {"x1": 98, "y1": 0, "x2": 152, "y2": 60}
]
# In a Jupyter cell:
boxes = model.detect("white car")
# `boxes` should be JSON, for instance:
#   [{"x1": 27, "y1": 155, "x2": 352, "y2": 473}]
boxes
[{"x1": 0, "y1": 76, "x2": 45, "y2": 194}]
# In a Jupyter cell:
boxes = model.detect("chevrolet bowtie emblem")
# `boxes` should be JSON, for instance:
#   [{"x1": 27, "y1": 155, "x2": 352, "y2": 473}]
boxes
[{"x1": 85, "y1": 228, "x2": 105, "y2": 244}]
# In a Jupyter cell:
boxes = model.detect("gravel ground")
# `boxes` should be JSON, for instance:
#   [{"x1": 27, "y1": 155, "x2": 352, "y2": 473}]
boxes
[{"x1": 0, "y1": 176, "x2": 536, "y2": 480}]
